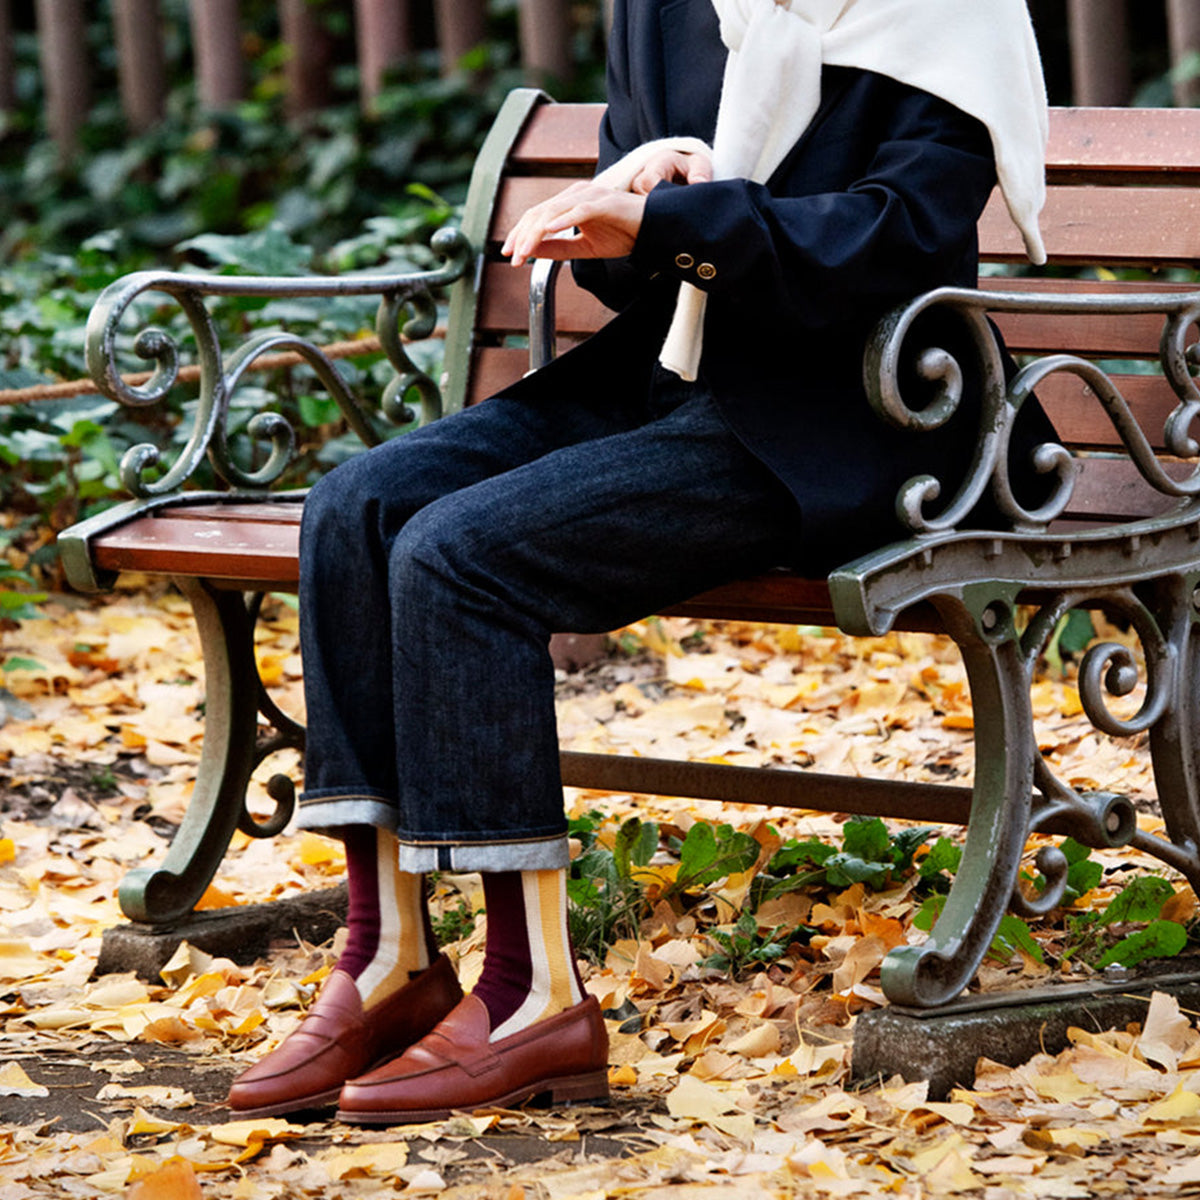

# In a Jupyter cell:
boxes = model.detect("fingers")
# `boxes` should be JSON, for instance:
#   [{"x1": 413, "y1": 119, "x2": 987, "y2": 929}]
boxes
[
  {"x1": 514, "y1": 231, "x2": 584, "y2": 262},
  {"x1": 502, "y1": 183, "x2": 644, "y2": 266},
  {"x1": 502, "y1": 180, "x2": 593, "y2": 266},
  {"x1": 685, "y1": 153, "x2": 714, "y2": 184},
  {"x1": 630, "y1": 149, "x2": 714, "y2": 195}
]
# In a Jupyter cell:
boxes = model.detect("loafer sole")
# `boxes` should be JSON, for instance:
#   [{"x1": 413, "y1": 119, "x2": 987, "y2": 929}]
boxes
[
  {"x1": 336, "y1": 1068, "x2": 610, "y2": 1125},
  {"x1": 230, "y1": 1083, "x2": 344, "y2": 1120}
]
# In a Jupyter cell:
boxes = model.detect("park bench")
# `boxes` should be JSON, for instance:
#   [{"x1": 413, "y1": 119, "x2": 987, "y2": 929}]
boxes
[{"x1": 60, "y1": 90, "x2": 1200, "y2": 1009}]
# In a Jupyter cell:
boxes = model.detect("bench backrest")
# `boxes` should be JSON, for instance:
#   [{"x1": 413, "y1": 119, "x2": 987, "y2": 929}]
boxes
[{"x1": 445, "y1": 94, "x2": 1200, "y2": 530}]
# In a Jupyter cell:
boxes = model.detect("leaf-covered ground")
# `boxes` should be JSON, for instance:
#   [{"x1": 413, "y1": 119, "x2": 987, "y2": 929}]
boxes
[{"x1": 2, "y1": 585, "x2": 1200, "y2": 1197}]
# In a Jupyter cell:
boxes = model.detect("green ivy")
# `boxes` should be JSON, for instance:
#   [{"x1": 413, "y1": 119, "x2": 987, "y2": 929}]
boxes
[{"x1": 0, "y1": 1, "x2": 608, "y2": 578}]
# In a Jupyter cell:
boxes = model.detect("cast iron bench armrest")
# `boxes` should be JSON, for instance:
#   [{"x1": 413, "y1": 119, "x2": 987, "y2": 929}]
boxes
[
  {"x1": 83, "y1": 226, "x2": 473, "y2": 499},
  {"x1": 814, "y1": 281, "x2": 1200, "y2": 1005},
  {"x1": 864, "y1": 284, "x2": 1200, "y2": 538}
]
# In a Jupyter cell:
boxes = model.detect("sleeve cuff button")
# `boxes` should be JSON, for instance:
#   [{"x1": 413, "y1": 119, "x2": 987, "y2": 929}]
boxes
[
  {"x1": 697, "y1": 262, "x2": 716, "y2": 280},
  {"x1": 674, "y1": 253, "x2": 695, "y2": 269}
]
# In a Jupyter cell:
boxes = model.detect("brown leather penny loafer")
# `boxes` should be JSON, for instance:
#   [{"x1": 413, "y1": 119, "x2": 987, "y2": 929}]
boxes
[
  {"x1": 227, "y1": 952, "x2": 462, "y2": 1118},
  {"x1": 336, "y1": 993, "x2": 609, "y2": 1125}
]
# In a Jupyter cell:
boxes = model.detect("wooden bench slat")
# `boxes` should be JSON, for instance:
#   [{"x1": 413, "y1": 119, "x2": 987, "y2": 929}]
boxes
[
  {"x1": 490, "y1": 176, "x2": 592, "y2": 243},
  {"x1": 1036, "y1": 372, "x2": 1181, "y2": 452},
  {"x1": 87, "y1": 450, "x2": 1186, "y2": 595},
  {"x1": 495, "y1": 180, "x2": 1200, "y2": 269},
  {"x1": 509, "y1": 103, "x2": 605, "y2": 166},
  {"x1": 1061, "y1": 455, "x2": 1193, "y2": 523},
  {"x1": 507, "y1": 103, "x2": 1200, "y2": 179},
  {"x1": 472, "y1": 273, "x2": 1197, "y2": 358},
  {"x1": 1045, "y1": 106, "x2": 1200, "y2": 179},
  {"x1": 162, "y1": 502, "x2": 305, "y2": 524},
  {"x1": 91, "y1": 506, "x2": 301, "y2": 587},
  {"x1": 980, "y1": 185, "x2": 1200, "y2": 266},
  {"x1": 479, "y1": 260, "x2": 613, "y2": 337},
  {"x1": 473, "y1": 267, "x2": 1194, "y2": 362},
  {"x1": 982, "y1": 277, "x2": 1196, "y2": 359},
  {"x1": 492, "y1": 175, "x2": 1200, "y2": 271}
]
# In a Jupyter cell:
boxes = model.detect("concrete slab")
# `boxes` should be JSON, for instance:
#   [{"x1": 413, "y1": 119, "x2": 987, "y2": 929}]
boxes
[
  {"x1": 851, "y1": 963, "x2": 1200, "y2": 1099},
  {"x1": 96, "y1": 883, "x2": 348, "y2": 980}
]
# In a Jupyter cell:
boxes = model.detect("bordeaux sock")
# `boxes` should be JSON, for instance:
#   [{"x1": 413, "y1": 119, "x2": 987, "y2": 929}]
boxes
[
  {"x1": 337, "y1": 825, "x2": 439, "y2": 1011},
  {"x1": 471, "y1": 869, "x2": 584, "y2": 1042}
]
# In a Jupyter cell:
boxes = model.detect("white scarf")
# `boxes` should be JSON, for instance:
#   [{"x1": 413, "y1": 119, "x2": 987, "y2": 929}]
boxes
[{"x1": 596, "y1": 0, "x2": 1049, "y2": 381}]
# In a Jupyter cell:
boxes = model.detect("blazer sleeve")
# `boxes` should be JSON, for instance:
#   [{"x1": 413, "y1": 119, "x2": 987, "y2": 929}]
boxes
[{"x1": 629, "y1": 82, "x2": 997, "y2": 331}]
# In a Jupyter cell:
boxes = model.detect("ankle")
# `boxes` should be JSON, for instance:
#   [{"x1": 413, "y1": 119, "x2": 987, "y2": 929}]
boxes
[
  {"x1": 337, "y1": 825, "x2": 435, "y2": 1009},
  {"x1": 472, "y1": 869, "x2": 583, "y2": 1041}
]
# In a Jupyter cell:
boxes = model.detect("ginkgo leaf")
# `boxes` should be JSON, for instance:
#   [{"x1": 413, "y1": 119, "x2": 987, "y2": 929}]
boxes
[
  {"x1": 0, "y1": 1061, "x2": 48, "y2": 1097},
  {"x1": 125, "y1": 1157, "x2": 203, "y2": 1200},
  {"x1": 322, "y1": 1142, "x2": 409, "y2": 1179}
]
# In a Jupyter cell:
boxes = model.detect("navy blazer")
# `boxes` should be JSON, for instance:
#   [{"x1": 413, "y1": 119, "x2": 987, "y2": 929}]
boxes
[{"x1": 506, "y1": 0, "x2": 1051, "y2": 569}]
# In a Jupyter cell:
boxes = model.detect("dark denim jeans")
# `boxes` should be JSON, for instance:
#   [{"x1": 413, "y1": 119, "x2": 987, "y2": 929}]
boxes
[{"x1": 297, "y1": 372, "x2": 801, "y2": 871}]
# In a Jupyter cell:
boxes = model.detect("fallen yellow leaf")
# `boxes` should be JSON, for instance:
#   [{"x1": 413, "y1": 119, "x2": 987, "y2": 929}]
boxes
[
  {"x1": 208, "y1": 1118, "x2": 300, "y2": 1148},
  {"x1": 1143, "y1": 1082, "x2": 1200, "y2": 1124},
  {"x1": 0, "y1": 1061, "x2": 48, "y2": 1097},
  {"x1": 125, "y1": 1157, "x2": 203, "y2": 1200},
  {"x1": 323, "y1": 1142, "x2": 409, "y2": 1179}
]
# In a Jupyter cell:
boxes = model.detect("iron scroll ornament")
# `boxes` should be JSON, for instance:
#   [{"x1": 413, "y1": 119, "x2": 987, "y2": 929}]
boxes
[
  {"x1": 84, "y1": 226, "x2": 473, "y2": 498},
  {"x1": 863, "y1": 285, "x2": 1200, "y2": 537}
]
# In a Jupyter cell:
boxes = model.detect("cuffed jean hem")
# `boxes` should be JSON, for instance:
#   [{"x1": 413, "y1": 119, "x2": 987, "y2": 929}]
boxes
[
  {"x1": 296, "y1": 793, "x2": 398, "y2": 834},
  {"x1": 396, "y1": 834, "x2": 570, "y2": 873}
]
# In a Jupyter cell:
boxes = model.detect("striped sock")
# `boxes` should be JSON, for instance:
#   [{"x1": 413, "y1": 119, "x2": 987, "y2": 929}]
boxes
[
  {"x1": 472, "y1": 869, "x2": 584, "y2": 1043},
  {"x1": 337, "y1": 825, "x2": 438, "y2": 1011}
]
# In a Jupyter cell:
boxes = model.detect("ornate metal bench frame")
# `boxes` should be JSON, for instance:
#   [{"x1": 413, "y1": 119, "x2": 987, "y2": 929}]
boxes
[{"x1": 61, "y1": 89, "x2": 1200, "y2": 1008}]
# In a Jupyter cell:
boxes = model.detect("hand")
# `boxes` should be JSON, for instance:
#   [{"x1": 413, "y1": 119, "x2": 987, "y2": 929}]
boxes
[
  {"x1": 629, "y1": 148, "x2": 713, "y2": 195},
  {"x1": 502, "y1": 181, "x2": 646, "y2": 267}
]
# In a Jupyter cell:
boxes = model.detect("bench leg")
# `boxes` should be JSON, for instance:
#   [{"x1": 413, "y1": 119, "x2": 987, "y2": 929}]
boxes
[
  {"x1": 118, "y1": 579, "x2": 300, "y2": 924},
  {"x1": 881, "y1": 589, "x2": 1035, "y2": 1007},
  {"x1": 1145, "y1": 572, "x2": 1200, "y2": 890}
]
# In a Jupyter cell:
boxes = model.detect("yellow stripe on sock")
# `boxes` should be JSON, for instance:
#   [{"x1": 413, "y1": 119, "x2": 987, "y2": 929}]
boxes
[{"x1": 536, "y1": 868, "x2": 581, "y2": 1013}]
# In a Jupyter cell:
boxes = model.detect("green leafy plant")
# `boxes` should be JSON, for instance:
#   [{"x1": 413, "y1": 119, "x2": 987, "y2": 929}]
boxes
[
  {"x1": 661, "y1": 821, "x2": 761, "y2": 899},
  {"x1": 1096, "y1": 919, "x2": 1189, "y2": 969},
  {"x1": 0, "y1": 527, "x2": 47, "y2": 623},
  {"x1": 1057, "y1": 870, "x2": 1190, "y2": 969},
  {"x1": 1030, "y1": 837, "x2": 1105, "y2": 906},
  {"x1": 567, "y1": 812, "x2": 651, "y2": 961},
  {"x1": 564, "y1": 804, "x2": 1197, "y2": 989},
  {"x1": 702, "y1": 912, "x2": 800, "y2": 977},
  {"x1": 431, "y1": 896, "x2": 479, "y2": 947},
  {"x1": 911, "y1": 893, "x2": 1046, "y2": 966},
  {"x1": 567, "y1": 814, "x2": 762, "y2": 963},
  {"x1": 754, "y1": 818, "x2": 934, "y2": 905}
]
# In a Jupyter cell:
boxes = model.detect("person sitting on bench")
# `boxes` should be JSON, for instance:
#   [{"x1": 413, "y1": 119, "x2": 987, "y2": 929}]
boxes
[{"x1": 229, "y1": 0, "x2": 1052, "y2": 1124}]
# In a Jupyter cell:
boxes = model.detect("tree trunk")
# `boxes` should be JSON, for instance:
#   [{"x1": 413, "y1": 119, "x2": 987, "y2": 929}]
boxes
[
  {"x1": 1167, "y1": 0, "x2": 1200, "y2": 107},
  {"x1": 0, "y1": 0, "x2": 15, "y2": 112},
  {"x1": 355, "y1": 0, "x2": 413, "y2": 112},
  {"x1": 1066, "y1": 0, "x2": 1131, "y2": 106},
  {"x1": 433, "y1": 0, "x2": 487, "y2": 79},
  {"x1": 188, "y1": 0, "x2": 245, "y2": 110},
  {"x1": 519, "y1": 0, "x2": 573, "y2": 86},
  {"x1": 114, "y1": 0, "x2": 166, "y2": 132},
  {"x1": 279, "y1": 0, "x2": 334, "y2": 117},
  {"x1": 34, "y1": 0, "x2": 89, "y2": 158}
]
